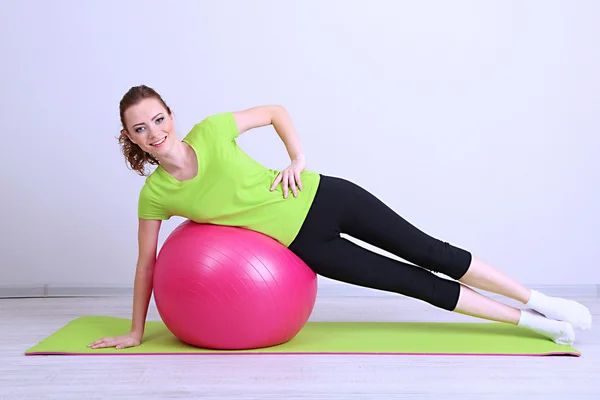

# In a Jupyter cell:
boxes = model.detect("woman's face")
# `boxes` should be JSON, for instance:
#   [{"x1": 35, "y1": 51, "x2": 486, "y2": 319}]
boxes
[{"x1": 123, "y1": 97, "x2": 175, "y2": 156}]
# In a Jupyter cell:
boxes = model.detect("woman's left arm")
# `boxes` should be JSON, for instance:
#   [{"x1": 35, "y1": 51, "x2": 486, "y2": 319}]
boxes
[{"x1": 233, "y1": 105, "x2": 307, "y2": 198}]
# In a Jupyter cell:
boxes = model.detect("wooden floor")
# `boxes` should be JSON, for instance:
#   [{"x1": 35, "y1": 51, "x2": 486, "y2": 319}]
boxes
[{"x1": 1, "y1": 293, "x2": 598, "y2": 399}]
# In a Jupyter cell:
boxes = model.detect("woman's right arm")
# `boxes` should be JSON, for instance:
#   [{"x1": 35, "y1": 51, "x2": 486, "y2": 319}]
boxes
[
  {"x1": 88, "y1": 218, "x2": 162, "y2": 349},
  {"x1": 130, "y1": 218, "x2": 162, "y2": 337}
]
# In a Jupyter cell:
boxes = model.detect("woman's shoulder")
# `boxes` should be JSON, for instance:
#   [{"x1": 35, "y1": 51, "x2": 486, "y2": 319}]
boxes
[
  {"x1": 138, "y1": 173, "x2": 160, "y2": 198},
  {"x1": 138, "y1": 178, "x2": 171, "y2": 220},
  {"x1": 184, "y1": 111, "x2": 238, "y2": 145}
]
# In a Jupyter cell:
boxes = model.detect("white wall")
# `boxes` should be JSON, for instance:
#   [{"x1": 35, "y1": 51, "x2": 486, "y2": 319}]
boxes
[{"x1": 1, "y1": 0, "x2": 598, "y2": 291}]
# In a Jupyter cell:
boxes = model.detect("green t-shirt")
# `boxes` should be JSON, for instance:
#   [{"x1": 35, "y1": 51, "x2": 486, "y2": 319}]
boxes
[{"x1": 137, "y1": 112, "x2": 321, "y2": 247}]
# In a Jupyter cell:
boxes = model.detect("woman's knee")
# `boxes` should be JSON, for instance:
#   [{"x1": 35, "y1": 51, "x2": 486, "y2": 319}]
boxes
[{"x1": 416, "y1": 240, "x2": 472, "y2": 280}]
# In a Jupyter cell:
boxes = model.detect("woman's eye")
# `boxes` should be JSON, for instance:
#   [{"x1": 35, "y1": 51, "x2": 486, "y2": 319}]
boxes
[
  {"x1": 135, "y1": 126, "x2": 146, "y2": 133},
  {"x1": 156, "y1": 117, "x2": 164, "y2": 124}
]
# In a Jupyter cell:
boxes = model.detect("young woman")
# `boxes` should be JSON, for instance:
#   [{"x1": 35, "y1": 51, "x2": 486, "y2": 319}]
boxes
[{"x1": 89, "y1": 85, "x2": 591, "y2": 350}]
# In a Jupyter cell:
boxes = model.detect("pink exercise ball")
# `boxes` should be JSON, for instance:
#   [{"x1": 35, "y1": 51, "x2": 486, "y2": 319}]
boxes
[{"x1": 153, "y1": 220, "x2": 318, "y2": 350}]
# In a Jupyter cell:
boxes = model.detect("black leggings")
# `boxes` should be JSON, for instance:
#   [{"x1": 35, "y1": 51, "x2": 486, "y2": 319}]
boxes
[{"x1": 289, "y1": 175, "x2": 473, "y2": 311}]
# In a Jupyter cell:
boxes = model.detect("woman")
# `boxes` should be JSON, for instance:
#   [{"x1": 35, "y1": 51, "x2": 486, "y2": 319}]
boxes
[{"x1": 89, "y1": 85, "x2": 591, "y2": 350}]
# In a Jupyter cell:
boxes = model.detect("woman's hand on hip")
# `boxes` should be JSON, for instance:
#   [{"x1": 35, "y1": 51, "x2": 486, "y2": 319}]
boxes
[{"x1": 270, "y1": 157, "x2": 306, "y2": 198}]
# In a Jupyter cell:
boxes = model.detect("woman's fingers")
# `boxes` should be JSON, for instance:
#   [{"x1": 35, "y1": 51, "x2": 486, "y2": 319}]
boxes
[
  {"x1": 288, "y1": 173, "x2": 297, "y2": 197},
  {"x1": 270, "y1": 172, "x2": 282, "y2": 191},
  {"x1": 283, "y1": 171, "x2": 290, "y2": 198},
  {"x1": 295, "y1": 170, "x2": 303, "y2": 192},
  {"x1": 88, "y1": 338, "x2": 110, "y2": 348},
  {"x1": 271, "y1": 168, "x2": 302, "y2": 198}
]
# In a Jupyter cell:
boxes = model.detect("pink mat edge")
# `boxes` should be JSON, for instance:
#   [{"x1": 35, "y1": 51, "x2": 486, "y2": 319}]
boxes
[{"x1": 24, "y1": 351, "x2": 581, "y2": 357}]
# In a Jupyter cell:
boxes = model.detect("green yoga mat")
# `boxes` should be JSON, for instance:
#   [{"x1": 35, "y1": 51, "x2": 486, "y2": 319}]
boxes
[{"x1": 25, "y1": 316, "x2": 580, "y2": 357}]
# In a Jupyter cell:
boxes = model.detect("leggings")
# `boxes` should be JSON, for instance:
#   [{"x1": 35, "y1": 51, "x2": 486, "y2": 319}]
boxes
[{"x1": 288, "y1": 175, "x2": 473, "y2": 311}]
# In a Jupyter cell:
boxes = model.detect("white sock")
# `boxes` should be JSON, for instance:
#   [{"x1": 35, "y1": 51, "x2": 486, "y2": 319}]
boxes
[
  {"x1": 518, "y1": 309, "x2": 575, "y2": 345},
  {"x1": 526, "y1": 290, "x2": 592, "y2": 330}
]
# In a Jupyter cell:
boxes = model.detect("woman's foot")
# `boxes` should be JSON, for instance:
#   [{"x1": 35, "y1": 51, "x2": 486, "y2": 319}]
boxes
[
  {"x1": 458, "y1": 256, "x2": 592, "y2": 331},
  {"x1": 518, "y1": 309, "x2": 575, "y2": 345},
  {"x1": 453, "y1": 284, "x2": 576, "y2": 345},
  {"x1": 526, "y1": 290, "x2": 592, "y2": 330}
]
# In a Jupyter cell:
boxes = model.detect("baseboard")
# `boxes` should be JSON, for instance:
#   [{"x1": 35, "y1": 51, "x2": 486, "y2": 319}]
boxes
[
  {"x1": 317, "y1": 283, "x2": 600, "y2": 299},
  {"x1": 0, "y1": 283, "x2": 598, "y2": 299},
  {"x1": 0, "y1": 285, "x2": 134, "y2": 298}
]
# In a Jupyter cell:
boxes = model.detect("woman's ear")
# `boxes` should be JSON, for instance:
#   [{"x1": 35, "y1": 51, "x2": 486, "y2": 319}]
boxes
[{"x1": 121, "y1": 129, "x2": 135, "y2": 144}]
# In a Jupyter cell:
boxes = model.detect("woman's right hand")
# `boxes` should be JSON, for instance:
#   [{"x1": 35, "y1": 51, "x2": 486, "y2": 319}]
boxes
[{"x1": 88, "y1": 331, "x2": 142, "y2": 350}]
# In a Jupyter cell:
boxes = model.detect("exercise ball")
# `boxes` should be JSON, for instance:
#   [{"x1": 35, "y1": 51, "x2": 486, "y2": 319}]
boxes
[{"x1": 153, "y1": 220, "x2": 318, "y2": 350}]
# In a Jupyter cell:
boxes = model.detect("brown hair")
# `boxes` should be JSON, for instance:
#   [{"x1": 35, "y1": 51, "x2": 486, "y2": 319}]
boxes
[{"x1": 118, "y1": 85, "x2": 172, "y2": 176}]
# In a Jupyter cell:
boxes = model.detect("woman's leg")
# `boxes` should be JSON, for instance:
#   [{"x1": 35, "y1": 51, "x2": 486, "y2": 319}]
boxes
[
  {"x1": 455, "y1": 283, "x2": 521, "y2": 324},
  {"x1": 289, "y1": 176, "x2": 576, "y2": 344},
  {"x1": 326, "y1": 176, "x2": 590, "y2": 330},
  {"x1": 455, "y1": 283, "x2": 575, "y2": 345},
  {"x1": 290, "y1": 234, "x2": 575, "y2": 344},
  {"x1": 461, "y1": 257, "x2": 591, "y2": 330},
  {"x1": 459, "y1": 255, "x2": 531, "y2": 303},
  {"x1": 325, "y1": 176, "x2": 524, "y2": 299}
]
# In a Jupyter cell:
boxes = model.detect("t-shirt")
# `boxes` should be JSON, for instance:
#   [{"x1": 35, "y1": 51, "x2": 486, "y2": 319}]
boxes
[{"x1": 137, "y1": 112, "x2": 321, "y2": 247}]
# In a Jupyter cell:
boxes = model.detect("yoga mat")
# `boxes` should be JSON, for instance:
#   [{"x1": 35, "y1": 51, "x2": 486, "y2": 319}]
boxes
[{"x1": 25, "y1": 316, "x2": 580, "y2": 357}]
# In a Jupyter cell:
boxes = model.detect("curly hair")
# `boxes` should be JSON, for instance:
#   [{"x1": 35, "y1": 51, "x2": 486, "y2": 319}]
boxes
[{"x1": 118, "y1": 85, "x2": 171, "y2": 176}]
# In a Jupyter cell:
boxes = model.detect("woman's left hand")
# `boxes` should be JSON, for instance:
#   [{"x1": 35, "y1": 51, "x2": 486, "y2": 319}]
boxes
[{"x1": 270, "y1": 157, "x2": 306, "y2": 198}]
